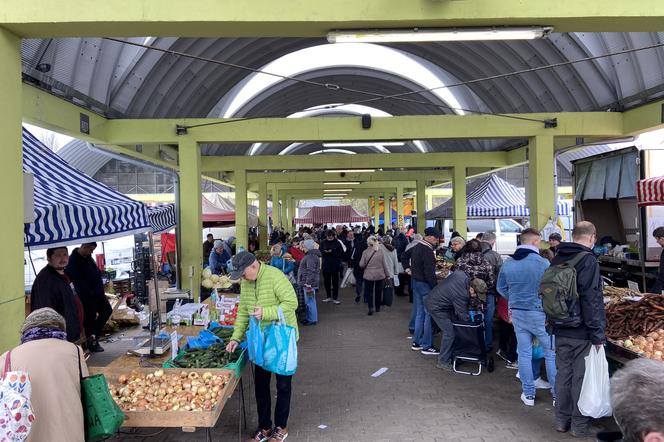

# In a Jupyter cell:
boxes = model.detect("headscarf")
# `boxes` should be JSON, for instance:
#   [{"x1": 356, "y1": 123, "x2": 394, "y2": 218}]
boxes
[{"x1": 20, "y1": 307, "x2": 67, "y2": 344}]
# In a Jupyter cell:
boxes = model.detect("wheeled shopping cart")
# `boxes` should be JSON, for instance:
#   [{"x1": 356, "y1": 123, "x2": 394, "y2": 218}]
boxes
[{"x1": 451, "y1": 313, "x2": 494, "y2": 376}]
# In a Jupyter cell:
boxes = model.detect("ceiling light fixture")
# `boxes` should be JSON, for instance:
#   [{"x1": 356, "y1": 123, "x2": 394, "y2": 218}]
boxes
[
  {"x1": 324, "y1": 189, "x2": 354, "y2": 192},
  {"x1": 327, "y1": 26, "x2": 553, "y2": 44},
  {"x1": 322, "y1": 142, "x2": 406, "y2": 148},
  {"x1": 324, "y1": 169, "x2": 375, "y2": 173},
  {"x1": 323, "y1": 181, "x2": 361, "y2": 185}
]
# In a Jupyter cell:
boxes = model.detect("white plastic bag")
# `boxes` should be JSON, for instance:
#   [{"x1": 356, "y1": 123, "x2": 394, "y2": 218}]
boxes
[
  {"x1": 577, "y1": 346, "x2": 612, "y2": 418},
  {"x1": 340, "y1": 268, "x2": 355, "y2": 288}
]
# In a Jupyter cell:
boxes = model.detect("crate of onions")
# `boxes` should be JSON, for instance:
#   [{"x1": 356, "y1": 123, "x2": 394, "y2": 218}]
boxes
[{"x1": 89, "y1": 367, "x2": 236, "y2": 428}]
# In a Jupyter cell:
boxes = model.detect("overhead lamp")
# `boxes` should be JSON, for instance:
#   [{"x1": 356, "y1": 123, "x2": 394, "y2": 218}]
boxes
[
  {"x1": 322, "y1": 142, "x2": 405, "y2": 148},
  {"x1": 324, "y1": 188, "x2": 354, "y2": 192},
  {"x1": 324, "y1": 197, "x2": 344, "y2": 200},
  {"x1": 323, "y1": 181, "x2": 361, "y2": 185},
  {"x1": 327, "y1": 26, "x2": 553, "y2": 43},
  {"x1": 324, "y1": 169, "x2": 375, "y2": 173}
]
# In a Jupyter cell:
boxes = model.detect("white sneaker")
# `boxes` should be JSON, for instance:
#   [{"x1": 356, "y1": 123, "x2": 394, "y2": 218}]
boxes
[
  {"x1": 322, "y1": 298, "x2": 332, "y2": 303},
  {"x1": 333, "y1": 300, "x2": 341, "y2": 305},
  {"x1": 520, "y1": 393, "x2": 535, "y2": 407},
  {"x1": 534, "y1": 377, "x2": 552, "y2": 390},
  {"x1": 516, "y1": 371, "x2": 520, "y2": 379}
]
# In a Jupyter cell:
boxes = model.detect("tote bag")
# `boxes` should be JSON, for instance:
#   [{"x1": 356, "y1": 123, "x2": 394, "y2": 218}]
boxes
[
  {"x1": 262, "y1": 308, "x2": 298, "y2": 376},
  {"x1": 77, "y1": 346, "x2": 124, "y2": 442},
  {"x1": 0, "y1": 352, "x2": 34, "y2": 442}
]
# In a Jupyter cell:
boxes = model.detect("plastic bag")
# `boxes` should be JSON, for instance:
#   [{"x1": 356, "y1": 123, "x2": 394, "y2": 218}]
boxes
[
  {"x1": 262, "y1": 308, "x2": 298, "y2": 376},
  {"x1": 246, "y1": 316, "x2": 264, "y2": 366},
  {"x1": 340, "y1": 268, "x2": 355, "y2": 288},
  {"x1": 577, "y1": 346, "x2": 612, "y2": 418},
  {"x1": 186, "y1": 329, "x2": 222, "y2": 349}
]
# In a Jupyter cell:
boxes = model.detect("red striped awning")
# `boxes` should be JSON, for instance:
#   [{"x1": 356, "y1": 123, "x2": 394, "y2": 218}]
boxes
[
  {"x1": 637, "y1": 176, "x2": 664, "y2": 207},
  {"x1": 294, "y1": 205, "x2": 369, "y2": 225}
]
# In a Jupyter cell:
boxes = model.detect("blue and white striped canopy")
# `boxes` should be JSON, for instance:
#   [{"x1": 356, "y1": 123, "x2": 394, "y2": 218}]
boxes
[
  {"x1": 23, "y1": 129, "x2": 151, "y2": 248},
  {"x1": 147, "y1": 204, "x2": 176, "y2": 233},
  {"x1": 426, "y1": 174, "x2": 571, "y2": 219}
]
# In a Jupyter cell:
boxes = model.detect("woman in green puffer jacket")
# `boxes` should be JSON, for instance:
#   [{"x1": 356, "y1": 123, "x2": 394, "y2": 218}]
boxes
[{"x1": 226, "y1": 251, "x2": 298, "y2": 442}]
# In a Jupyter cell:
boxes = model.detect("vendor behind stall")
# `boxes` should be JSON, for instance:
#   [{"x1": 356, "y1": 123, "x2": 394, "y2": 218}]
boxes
[
  {"x1": 209, "y1": 239, "x2": 231, "y2": 275},
  {"x1": 66, "y1": 242, "x2": 112, "y2": 352},
  {"x1": 651, "y1": 227, "x2": 664, "y2": 294}
]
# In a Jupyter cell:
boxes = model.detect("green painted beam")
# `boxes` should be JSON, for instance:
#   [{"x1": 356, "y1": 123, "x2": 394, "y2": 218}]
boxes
[
  {"x1": 178, "y1": 138, "x2": 203, "y2": 302},
  {"x1": 203, "y1": 151, "x2": 512, "y2": 173},
  {"x1": 22, "y1": 83, "x2": 107, "y2": 143},
  {"x1": 4, "y1": 0, "x2": 664, "y2": 37},
  {"x1": 102, "y1": 113, "x2": 623, "y2": 145},
  {"x1": 265, "y1": 182, "x2": 416, "y2": 191},
  {"x1": 623, "y1": 97, "x2": 664, "y2": 135},
  {"x1": 528, "y1": 136, "x2": 556, "y2": 235},
  {"x1": 246, "y1": 170, "x2": 451, "y2": 183},
  {"x1": 0, "y1": 28, "x2": 25, "y2": 352}
]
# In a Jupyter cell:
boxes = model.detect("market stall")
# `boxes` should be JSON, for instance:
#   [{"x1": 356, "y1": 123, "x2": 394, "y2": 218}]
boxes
[
  {"x1": 294, "y1": 205, "x2": 369, "y2": 225},
  {"x1": 89, "y1": 293, "x2": 248, "y2": 438},
  {"x1": 426, "y1": 174, "x2": 570, "y2": 219}
]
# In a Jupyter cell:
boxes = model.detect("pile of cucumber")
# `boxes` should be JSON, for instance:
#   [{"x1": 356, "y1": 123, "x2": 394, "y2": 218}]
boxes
[{"x1": 172, "y1": 343, "x2": 242, "y2": 369}]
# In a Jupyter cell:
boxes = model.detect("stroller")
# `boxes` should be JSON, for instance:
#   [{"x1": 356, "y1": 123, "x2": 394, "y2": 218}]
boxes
[{"x1": 451, "y1": 310, "x2": 495, "y2": 376}]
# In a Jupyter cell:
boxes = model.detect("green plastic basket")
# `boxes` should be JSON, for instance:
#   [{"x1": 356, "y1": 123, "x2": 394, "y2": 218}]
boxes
[{"x1": 81, "y1": 374, "x2": 125, "y2": 442}]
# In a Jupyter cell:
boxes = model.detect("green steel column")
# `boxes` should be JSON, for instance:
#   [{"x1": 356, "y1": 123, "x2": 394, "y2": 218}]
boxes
[
  {"x1": 271, "y1": 184, "x2": 281, "y2": 228},
  {"x1": 528, "y1": 135, "x2": 555, "y2": 233},
  {"x1": 416, "y1": 180, "x2": 426, "y2": 233},
  {"x1": 178, "y1": 138, "x2": 203, "y2": 302},
  {"x1": 380, "y1": 192, "x2": 386, "y2": 228},
  {"x1": 288, "y1": 197, "x2": 296, "y2": 232},
  {"x1": 283, "y1": 194, "x2": 291, "y2": 232},
  {"x1": 258, "y1": 181, "x2": 268, "y2": 249},
  {"x1": 235, "y1": 169, "x2": 248, "y2": 250},
  {"x1": 396, "y1": 184, "x2": 404, "y2": 228},
  {"x1": 0, "y1": 29, "x2": 24, "y2": 352},
  {"x1": 373, "y1": 196, "x2": 380, "y2": 229},
  {"x1": 453, "y1": 166, "x2": 467, "y2": 237}
]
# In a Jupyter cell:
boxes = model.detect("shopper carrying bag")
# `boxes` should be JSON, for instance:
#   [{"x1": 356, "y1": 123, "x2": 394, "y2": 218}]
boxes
[{"x1": 262, "y1": 308, "x2": 298, "y2": 376}]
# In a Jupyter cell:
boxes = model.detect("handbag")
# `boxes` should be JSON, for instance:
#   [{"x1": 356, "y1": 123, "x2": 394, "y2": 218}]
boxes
[
  {"x1": 262, "y1": 308, "x2": 298, "y2": 376},
  {"x1": 0, "y1": 352, "x2": 34, "y2": 442},
  {"x1": 246, "y1": 316, "x2": 265, "y2": 366},
  {"x1": 77, "y1": 346, "x2": 124, "y2": 442}
]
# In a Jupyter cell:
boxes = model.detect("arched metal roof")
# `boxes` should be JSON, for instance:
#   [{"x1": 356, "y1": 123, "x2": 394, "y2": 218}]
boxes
[{"x1": 25, "y1": 33, "x2": 664, "y2": 166}]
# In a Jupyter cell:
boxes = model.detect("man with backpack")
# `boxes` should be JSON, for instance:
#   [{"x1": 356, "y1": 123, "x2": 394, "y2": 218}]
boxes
[
  {"x1": 497, "y1": 228, "x2": 556, "y2": 408},
  {"x1": 547, "y1": 221, "x2": 606, "y2": 437}
]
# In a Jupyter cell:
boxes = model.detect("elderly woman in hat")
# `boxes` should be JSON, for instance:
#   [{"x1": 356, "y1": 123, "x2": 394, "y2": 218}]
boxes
[
  {"x1": 0, "y1": 307, "x2": 88, "y2": 442},
  {"x1": 209, "y1": 239, "x2": 231, "y2": 275}
]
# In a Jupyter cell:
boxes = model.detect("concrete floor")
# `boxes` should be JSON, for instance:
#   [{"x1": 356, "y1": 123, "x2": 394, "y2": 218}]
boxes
[{"x1": 95, "y1": 287, "x2": 615, "y2": 442}]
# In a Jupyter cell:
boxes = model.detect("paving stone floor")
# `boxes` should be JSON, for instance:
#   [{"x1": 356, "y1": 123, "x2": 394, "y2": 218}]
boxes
[{"x1": 96, "y1": 287, "x2": 616, "y2": 442}]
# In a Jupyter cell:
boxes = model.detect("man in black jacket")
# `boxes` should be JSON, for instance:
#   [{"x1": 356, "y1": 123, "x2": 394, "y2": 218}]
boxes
[
  {"x1": 66, "y1": 242, "x2": 112, "y2": 352},
  {"x1": 393, "y1": 229, "x2": 410, "y2": 297},
  {"x1": 402, "y1": 227, "x2": 440, "y2": 355},
  {"x1": 426, "y1": 271, "x2": 488, "y2": 371},
  {"x1": 31, "y1": 247, "x2": 82, "y2": 342},
  {"x1": 350, "y1": 232, "x2": 368, "y2": 303},
  {"x1": 650, "y1": 226, "x2": 664, "y2": 294},
  {"x1": 550, "y1": 221, "x2": 606, "y2": 437}
]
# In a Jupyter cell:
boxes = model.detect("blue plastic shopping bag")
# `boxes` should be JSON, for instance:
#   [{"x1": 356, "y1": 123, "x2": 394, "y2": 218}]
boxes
[
  {"x1": 262, "y1": 308, "x2": 298, "y2": 376},
  {"x1": 246, "y1": 316, "x2": 264, "y2": 366}
]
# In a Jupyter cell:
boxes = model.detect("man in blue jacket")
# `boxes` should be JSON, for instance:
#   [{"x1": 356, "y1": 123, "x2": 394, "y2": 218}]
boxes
[
  {"x1": 497, "y1": 228, "x2": 556, "y2": 408},
  {"x1": 551, "y1": 222, "x2": 606, "y2": 437}
]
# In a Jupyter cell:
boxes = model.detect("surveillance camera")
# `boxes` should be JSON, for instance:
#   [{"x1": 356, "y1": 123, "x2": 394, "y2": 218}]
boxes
[{"x1": 340, "y1": 172, "x2": 346, "y2": 177}]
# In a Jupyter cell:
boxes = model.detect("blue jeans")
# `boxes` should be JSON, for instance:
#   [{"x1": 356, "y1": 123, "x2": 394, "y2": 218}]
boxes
[
  {"x1": 484, "y1": 293, "x2": 496, "y2": 351},
  {"x1": 409, "y1": 306, "x2": 416, "y2": 334},
  {"x1": 353, "y1": 269, "x2": 364, "y2": 299},
  {"x1": 412, "y1": 279, "x2": 433, "y2": 349},
  {"x1": 305, "y1": 288, "x2": 318, "y2": 323},
  {"x1": 511, "y1": 309, "x2": 556, "y2": 398}
]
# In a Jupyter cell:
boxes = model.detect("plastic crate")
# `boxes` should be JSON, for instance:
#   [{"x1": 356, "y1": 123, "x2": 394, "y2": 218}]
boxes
[{"x1": 163, "y1": 347, "x2": 246, "y2": 376}]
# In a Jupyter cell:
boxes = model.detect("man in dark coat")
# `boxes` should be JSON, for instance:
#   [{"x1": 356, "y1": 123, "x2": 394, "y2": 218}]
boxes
[
  {"x1": 202, "y1": 233, "x2": 215, "y2": 264},
  {"x1": 427, "y1": 273, "x2": 486, "y2": 371},
  {"x1": 66, "y1": 242, "x2": 112, "y2": 352},
  {"x1": 350, "y1": 232, "x2": 368, "y2": 303},
  {"x1": 550, "y1": 222, "x2": 606, "y2": 437},
  {"x1": 31, "y1": 247, "x2": 83, "y2": 342},
  {"x1": 320, "y1": 230, "x2": 345, "y2": 304}
]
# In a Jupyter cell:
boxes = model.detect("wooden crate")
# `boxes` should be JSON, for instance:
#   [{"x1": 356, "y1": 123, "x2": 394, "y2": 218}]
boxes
[{"x1": 88, "y1": 367, "x2": 238, "y2": 429}]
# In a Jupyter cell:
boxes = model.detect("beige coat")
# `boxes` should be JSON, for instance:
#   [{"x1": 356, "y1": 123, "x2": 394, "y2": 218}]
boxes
[
  {"x1": 0, "y1": 339, "x2": 88, "y2": 442},
  {"x1": 359, "y1": 247, "x2": 390, "y2": 281}
]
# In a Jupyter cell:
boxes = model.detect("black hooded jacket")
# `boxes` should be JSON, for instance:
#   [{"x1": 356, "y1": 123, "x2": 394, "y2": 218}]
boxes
[
  {"x1": 31, "y1": 265, "x2": 82, "y2": 342},
  {"x1": 550, "y1": 242, "x2": 606, "y2": 345}
]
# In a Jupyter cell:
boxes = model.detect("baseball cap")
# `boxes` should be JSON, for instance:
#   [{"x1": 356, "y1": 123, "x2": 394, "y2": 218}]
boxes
[
  {"x1": 229, "y1": 251, "x2": 257, "y2": 281},
  {"x1": 548, "y1": 232, "x2": 563, "y2": 241},
  {"x1": 424, "y1": 227, "x2": 442, "y2": 239},
  {"x1": 470, "y1": 278, "x2": 488, "y2": 302}
]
